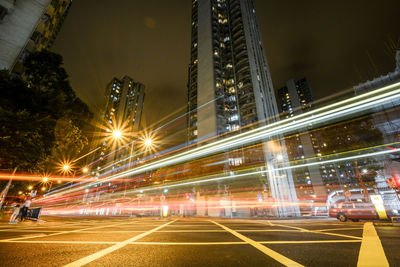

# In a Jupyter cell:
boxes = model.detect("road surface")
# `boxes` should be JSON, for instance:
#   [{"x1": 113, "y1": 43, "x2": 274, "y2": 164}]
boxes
[{"x1": 0, "y1": 216, "x2": 398, "y2": 266}]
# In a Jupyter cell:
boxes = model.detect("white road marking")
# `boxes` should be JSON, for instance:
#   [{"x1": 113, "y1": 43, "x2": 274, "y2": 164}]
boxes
[
  {"x1": 165, "y1": 224, "x2": 218, "y2": 227},
  {"x1": 357, "y1": 222, "x2": 389, "y2": 267},
  {"x1": 236, "y1": 229, "x2": 299, "y2": 232},
  {"x1": 130, "y1": 241, "x2": 247, "y2": 245},
  {"x1": 63, "y1": 219, "x2": 177, "y2": 267},
  {"x1": 0, "y1": 221, "x2": 134, "y2": 242},
  {"x1": 1, "y1": 240, "x2": 120, "y2": 244},
  {"x1": 262, "y1": 222, "x2": 362, "y2": 240},
  {"x1": 259, "y1": 240, "x2": 361, "y2": 244},
  {"x1": 0, "y1": 230, "x2": 149, "y2": 233},
  {"x1": 156, "y1": 229, "x2": 226, "y2": 232},
  {"x1": 210, "y1": 220, "x2": 304, "y2": 267},
  {"x1": 0, "y1": 239, "x2": 361, "y2": 245},
  {"x1": 0, "y1": 221, "x2": 123, "y2": 231},
  {"x1": 316, "y1": 227, "x2": 364, "y2": 232}
]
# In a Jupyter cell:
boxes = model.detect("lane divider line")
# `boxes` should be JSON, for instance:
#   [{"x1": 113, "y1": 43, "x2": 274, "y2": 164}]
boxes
[
  {"x1": 0, "y1": 221, "x2": 135, "y2": 242},
  {"x1": 0, "y1": 239, "x2": 362, "y2": 245},
  {"x1": 357, "y1": 222, "x2": 389, "y2": 267},
  {"x1": 259, "y1": 240, "x2": 361, "y2": 244},
  {"x1": 316, "y1": 227, "x2": 364, "y2": 232},
  {"x1": 260, "y1": 222, "x2": 362, "y2": 240},
  {"x1": 63, "y1": 219, "x2": 177, "y2": 267},
  {"x1": 131, "y1": 241, "x2": 247, "y2": 245},
  {"x1": 0, "y1": 220, "x2": 128, "y2": 232},
  {"x1": 210, "y1": 220, "x2": 304, "y2": 267}
]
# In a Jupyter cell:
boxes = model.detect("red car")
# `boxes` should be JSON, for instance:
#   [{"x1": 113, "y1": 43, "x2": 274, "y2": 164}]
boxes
[{"x1": 329, "y1": 202, "x2": 378, "y2": 222}]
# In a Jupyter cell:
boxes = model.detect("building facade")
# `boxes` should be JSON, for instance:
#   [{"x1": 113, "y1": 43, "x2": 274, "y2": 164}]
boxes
[
  {"x1": 277, "y1": 78, "x2": 329, "y2": 203},
  {"x1": 186, "y1": 0, "x2": 299, "y2": 216},
  {"x1": 187, "y1": 0, "x2": 280, "y2": 142},
  {"x1": 352, "y1": 50, "x2": 400, "y2": 210},
  {"x1": 277, "y1": 78, "x2": 314, "y2": 118},
  {"x1": 0, "y1": 0, "x2": 71, "y2": 72}
]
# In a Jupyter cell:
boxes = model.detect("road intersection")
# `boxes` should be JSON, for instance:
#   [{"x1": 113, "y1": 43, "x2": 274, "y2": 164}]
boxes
[{"x1": 0, "y1": 216, "x2": 397, "y2": 266}]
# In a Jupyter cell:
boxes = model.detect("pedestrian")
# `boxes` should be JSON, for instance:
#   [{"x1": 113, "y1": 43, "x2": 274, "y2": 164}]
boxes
[
  {"x1": 9, "y1": 199, "x2": 21, "y2": 224},
  {"x1": 19, "y1": 196, "x2": 31, "y2": 222}
]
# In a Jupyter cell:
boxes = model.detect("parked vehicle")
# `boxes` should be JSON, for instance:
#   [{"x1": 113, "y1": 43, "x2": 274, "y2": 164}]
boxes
[{"x1": 329, "y1": 201, "x2": 378, "y2": 222}]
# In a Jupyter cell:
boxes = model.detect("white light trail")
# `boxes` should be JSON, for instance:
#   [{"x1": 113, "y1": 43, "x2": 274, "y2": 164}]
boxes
[
  {"x1": 97, "y1": 82, "x2": 400, "y2": 183},
  {"x1": 43, "y1": 81, "x2": 400, "y2": 198}
]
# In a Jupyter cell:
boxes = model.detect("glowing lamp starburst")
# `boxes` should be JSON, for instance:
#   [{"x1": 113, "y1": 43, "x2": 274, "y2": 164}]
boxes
[
  {"x1": 112, "y1": 130, "x2": 122, "y2": 139},
  {"x1": 144, "y1": 138, "x2": 152, "y2": 147}
]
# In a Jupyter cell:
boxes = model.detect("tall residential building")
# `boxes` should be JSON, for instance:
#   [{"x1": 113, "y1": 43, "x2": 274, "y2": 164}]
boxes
[
  {"x1": 186, "y1": 0, "x2": 299, "y2": 216},
  {"x1": 277, "y1": 78, "x2": 327, "y2": 200},
  {"x1": 277, "y1": 78, "x2": 314, "y2": 118},
  {"x1": 187, "y1": 0, "x2": 280, "y2": 142},
  {"x1": 97, "y1": 76, "x2": 145, "y2": 165},
  {"x1": 0, "y1": 0, "x2": 71, "y2": 72}
]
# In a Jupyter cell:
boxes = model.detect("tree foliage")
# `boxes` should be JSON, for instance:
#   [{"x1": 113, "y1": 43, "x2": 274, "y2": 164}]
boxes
[{"x1": 0, "y1": 50, "x2": 92, "y2": 194}]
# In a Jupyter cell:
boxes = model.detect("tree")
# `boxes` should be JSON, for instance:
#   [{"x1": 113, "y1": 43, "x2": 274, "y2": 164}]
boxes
[
  {"x1": 23, "y1": 50, "x2": 92, "y2": 128},
  {"x1": 38, "y1": 118, "x2": 89, "y2": 172},
  {"x1": 0, "y1": 51, "x2": 92, "y2": 195}
]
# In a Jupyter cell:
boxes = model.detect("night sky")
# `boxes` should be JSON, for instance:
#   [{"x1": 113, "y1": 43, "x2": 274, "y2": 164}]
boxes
[{"x1": 53, "y1": 0, "x2": 400, "y2": 132}]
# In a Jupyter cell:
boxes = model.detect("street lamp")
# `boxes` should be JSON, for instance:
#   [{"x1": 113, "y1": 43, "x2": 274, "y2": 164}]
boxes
[
  {"x1": 82, "y1": 167, "x2": 89, "y2": 173},
  {"x1": 28, "y1": 185, "x2": 33, "y2": 190},
  {"x1": 144, "y1": 138, "x2": 153, "y2": 147},
  {"x1": 42, "y1": 177, "x2": 49, "y2": 182},
  {"x1": 41, "y1": 187, "x2": 46, "y2": 191},
  {"x1": 112, "y1": 129, "x2": 122, "y2": 139},
  {"x1": 63, "y1": 164, "x2": 70, "y2": 171}
]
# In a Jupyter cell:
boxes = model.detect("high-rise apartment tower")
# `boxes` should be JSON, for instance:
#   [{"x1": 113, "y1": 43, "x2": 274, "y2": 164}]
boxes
[
  {"x1": 97, "y1": 76, "x2": 145, "y2": 164},
  {"x1": 187, "y1": 0, "x2": 280, "y2": 142},
  {"x1": 0, "y1": 0, "x2": 72, "y2": 72},
  {"x1": 277, "y1": 78, "x2": 314, "y2": 118},
  {"x1": 186, "y1": 0, "x2": 299, "y2": 216}
]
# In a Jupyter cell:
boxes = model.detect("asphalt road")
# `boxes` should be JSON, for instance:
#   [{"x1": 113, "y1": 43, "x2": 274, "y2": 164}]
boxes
[{"x1": 0, "y1": 216, "x2": 398, "y2": 266}]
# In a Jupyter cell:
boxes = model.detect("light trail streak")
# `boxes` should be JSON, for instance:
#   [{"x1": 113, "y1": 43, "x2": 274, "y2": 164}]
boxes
[
  {"x1": 0, "y1": 174, "x2": 86, "y2": 182},
  {"x1": 91, "y1": 81, "x2": 400, "y2": 185},
  {"x1": 41, "y1": 81, "x2": 400, "y2": 200},
  {"x1": 38, "y1": 144, "x2": 400, "y2": 203},
  {"x1": 119, "y1": 147, "x2": 400, "y2": 195},
  {"x1": 71, "y1": 147, "x2": 101, "y2": 163},
  {"x1": 54, "y1": 81, "x2": 400, "y2": 195}
]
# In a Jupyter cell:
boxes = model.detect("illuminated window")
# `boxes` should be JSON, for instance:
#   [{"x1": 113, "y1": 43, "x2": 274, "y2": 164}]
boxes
[
  {"x1": 229, "y1": 114, "x2": 239, "y2": 121},
  {"x1": 228, "y1": 95, "x2": 236, "y2": 101}
]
